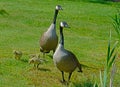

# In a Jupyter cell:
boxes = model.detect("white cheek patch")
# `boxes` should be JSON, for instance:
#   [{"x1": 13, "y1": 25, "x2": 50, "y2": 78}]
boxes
[
  {"x1": 56, "y1": 5, "x2": 62, "y2": 10},
  {"x1": 56, "y1": 6, "x2": 59, "y2": 10},
  {"x1": 60, "y1": 22, "x2": 64, "y2": 27}
]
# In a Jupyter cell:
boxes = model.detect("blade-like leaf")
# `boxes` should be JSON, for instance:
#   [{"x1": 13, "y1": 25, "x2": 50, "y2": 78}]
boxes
[
  {"x1": 110, "y1": 63, "x2": 116, "y2": 87},
  {"x1": 103, "y1": 69, "x2": 107, "y2": 87},
  {"x1": 113, "y1": 23, "x2": 120, "y2": 35},
  {"x1": 109, "y1": 41, "x2": 118, "y2": 58},
  {"x1": 93, "y1": 83, "x2": 99, "y2": 87},
  {"x1": 107, "y1": 41, "x2": 110, "y2": 64},
  {"x1": 112, "y1": 12, "x2": 120, "y2": 39},
  {"x1": 100, "y1": 71, "x2": 103, "y2": 87},
  {"x1": 108, "y1": 53, "x2": 117, "y2": 69},
  {"x1": 107, "y1": 32, "x2": 111, "y2": 65}
]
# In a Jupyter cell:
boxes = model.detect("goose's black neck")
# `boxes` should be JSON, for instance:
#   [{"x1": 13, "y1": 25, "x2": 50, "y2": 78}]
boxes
[
  {"x1": 53, "y1": 9, "x2": 58, "y2": 24},
  {"x1": 59, "y1": 26, "x2": 64, "y2": 46}
]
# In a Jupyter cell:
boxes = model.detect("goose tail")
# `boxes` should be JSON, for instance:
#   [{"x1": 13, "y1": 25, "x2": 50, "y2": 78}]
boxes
[{"x1": 77, "y1": 63, "x2": 82, "y2": 72}]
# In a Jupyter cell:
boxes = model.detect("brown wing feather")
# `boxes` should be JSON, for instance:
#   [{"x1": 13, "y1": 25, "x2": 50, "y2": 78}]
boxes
[
  {"x1": 66, "y1": 50, "x2": 82, "y2": 72},
  {"x1": 40, "y1": 32, "x2": 58, "y2": 52}
]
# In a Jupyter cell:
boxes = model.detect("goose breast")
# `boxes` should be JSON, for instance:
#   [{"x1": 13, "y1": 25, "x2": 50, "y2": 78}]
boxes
[{"x1": 53, "y1": 45, "x2": 77, "y2": 72}]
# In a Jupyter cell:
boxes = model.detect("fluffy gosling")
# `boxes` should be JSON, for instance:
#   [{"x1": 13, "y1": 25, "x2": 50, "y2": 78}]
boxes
[
  {"x1": 13, "y1": 50, "x2": 22, "y2": 60},
  {"x1": 29, "y1": 56, "x2": 45, "y2": 69}
]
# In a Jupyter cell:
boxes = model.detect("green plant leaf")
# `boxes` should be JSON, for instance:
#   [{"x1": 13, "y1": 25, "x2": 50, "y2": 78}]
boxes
[
  {"x1": 113, "y1": 23, "x2": 120, "y2": 35},
  {"x1": 100, "y1": 71, "x2": 103, "y2": 87},
  {"x1": 110, "y1": 63, "x2": 116, "y2": 87},
  {"x1": 103, "y1": 69, "x2": 107, "y2": 87},
  {"x1": 93, "y1": 83, "x2": 99, "y2": 87},
  {"x1": 112, "y1": 11, "x2": 120, "y2": 39},
  {"x1": 107, "y1": 44, "x2": 110, "y2": 65},
  {"x1": 108, "y1": 53, "x2": 117, "y2": 70},
  {"x1": 107, "y1": 32, "x2": 111, "y2": 65},
  {"x1": 109, "y1": 41, "x2": 118, "y2": 59}
]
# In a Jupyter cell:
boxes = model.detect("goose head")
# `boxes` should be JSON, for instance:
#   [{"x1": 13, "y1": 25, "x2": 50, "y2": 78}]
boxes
[
  {"x1": 60, "y1": 21, "x2": 70, "y2": 28},
  {"x1": 59, "y1": 21, "x2": 70, "y2": 46},
  {"x1": 56, "y1": 5, "x2": 63, "y2": 10}
]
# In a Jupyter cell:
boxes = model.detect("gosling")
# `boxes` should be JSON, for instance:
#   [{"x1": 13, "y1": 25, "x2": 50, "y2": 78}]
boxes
[
  {"x1": 29, "y1": 54, "x2": 40, "y2": 59},
  {"x1": 13, "y1": 50, "x2": 22, "y2": 60},
  {"x1": 29, "y1": 57, "x2": 45, "y2": 69}
]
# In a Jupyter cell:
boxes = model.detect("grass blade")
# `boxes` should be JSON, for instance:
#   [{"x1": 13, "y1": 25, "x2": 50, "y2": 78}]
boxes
[{"x1": 100, "y1": 71, "x2": 103, "y2": 87}]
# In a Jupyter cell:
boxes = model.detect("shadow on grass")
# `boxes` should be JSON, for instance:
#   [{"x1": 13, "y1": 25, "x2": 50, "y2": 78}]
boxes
[
  {"x1": 20, "y1": 59, "x2": 28, "y2": 63},
  {"x1": 81, "y1": 63, "x2": 101, "y2": 70},
  {"x1": 38, "y1": 67, "x2": 51, "y2": 72},
  {"x1": 68, "y1": 0, "x2": 113, "y2": 4},
  {"x1": 0, "y1": 72, "x2": 3, "y2": 75},
  {"x1": 0, "y1": 9, "x2": 9, "y2": 16},
  {"x1": 88, "y1": 0, "x2": 113, "y2": 5},
  {"x1": 58, "y1": 79, "x2": 94, "y2": 87},
  {"x1": 70, "y1": 81, "x2": 94, "y2": 87},
  {"x1": 28, "y1": 67, "x2": 51, "y2": 72},
  {"x1": 47, "y1": 54, "x2": 53, "y2": 59}
]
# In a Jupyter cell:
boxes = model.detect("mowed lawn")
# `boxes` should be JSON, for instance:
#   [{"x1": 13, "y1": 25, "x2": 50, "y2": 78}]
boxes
[{"x1": 0, "y1": 0, "x2": 120, "y2": 87}]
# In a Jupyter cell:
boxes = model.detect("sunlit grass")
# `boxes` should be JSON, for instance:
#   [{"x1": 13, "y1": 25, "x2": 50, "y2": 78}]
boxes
[{"x1": 0, "y1": 0, "x2": 120, "y2": 87}]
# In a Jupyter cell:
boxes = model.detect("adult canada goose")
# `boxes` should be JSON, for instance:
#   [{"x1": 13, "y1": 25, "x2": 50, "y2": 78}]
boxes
[
  {"x1": 39, "y1": 5, "x2": 62, "y2": 57},
  {"x1": 53, "y1": 22, "x2": 82, "y2": 82}
]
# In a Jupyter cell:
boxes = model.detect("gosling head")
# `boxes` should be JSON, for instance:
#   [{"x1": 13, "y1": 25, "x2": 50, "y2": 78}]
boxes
[
  {"x1": 60, "y1": 21, "x2": 70, "y2": 28},
  {"x1": 29, "y1": 59, "x2": 34, "y2": 64},
  {"x1": 13, "y1": 50, "x2": 16, "y2": 54},
  {"x1": 56, "y1": 5, "x2": 63, "y2": 10},
  {"x1": 13, "y1": 50, "x2": 15, "y2": 53}
]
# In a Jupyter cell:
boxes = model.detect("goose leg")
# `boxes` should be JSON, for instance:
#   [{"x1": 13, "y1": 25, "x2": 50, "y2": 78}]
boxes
[
  {"x1": 52, "y1": 50, "x2": 55, "y2": 58},
  {"x1": 61, "y1": 71, "x2": 65, "y2": 82},
  {"x1": 68, "y1": 72, "x2": 72, "y2": 82},
  {"x1": 37, "y1": 63, "x2": 40, "y2": 69},
  {"x1": 53, "y1": 49, "x2": 55, "y2": 54},
  {"x1": 78, "y1": 63, "x2": 82, "y2": 72},
  {"x1": 43, "y1": 52, "x2": 45, "y2": 58},
  {"x1": 40, "y1": 48, "x2": 45, "y2": 58},
  {"x1": 34, "y1": 64, "x2": 36, "y2": 69}
]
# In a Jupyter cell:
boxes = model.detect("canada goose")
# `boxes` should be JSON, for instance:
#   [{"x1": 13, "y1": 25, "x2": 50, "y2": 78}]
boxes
[
  {"x1": 39, "y1": 5, "x2": 62, "y2": 58},
  {"x1": 13, "y1": 50, "x2": 22, "y2": 60},
  {"x1": 53, "y1": 22, "x2": 82, "y2": 82}
]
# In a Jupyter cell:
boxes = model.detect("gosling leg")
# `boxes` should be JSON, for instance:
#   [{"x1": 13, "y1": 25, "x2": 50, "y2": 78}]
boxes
[
  {"x1": 34, "y1": 64, "x2": 36, "y2": 68},
  {"x1": 37, "y1": 63, "x2": 40, "y2": 69}
]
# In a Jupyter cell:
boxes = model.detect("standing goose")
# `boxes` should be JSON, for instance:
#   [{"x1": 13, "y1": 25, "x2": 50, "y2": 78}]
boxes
[
  {"x1": 53, "y1": 22, "x2": 82, "y2": 82},
  {"x1": 39, "y1": 5, "x2": 62, "y2": 57}
]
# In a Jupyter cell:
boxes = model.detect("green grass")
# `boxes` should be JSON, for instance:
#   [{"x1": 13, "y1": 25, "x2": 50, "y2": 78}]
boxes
[{"x1": 0, "y1": 0, "x2": 120, "y2": 87}]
